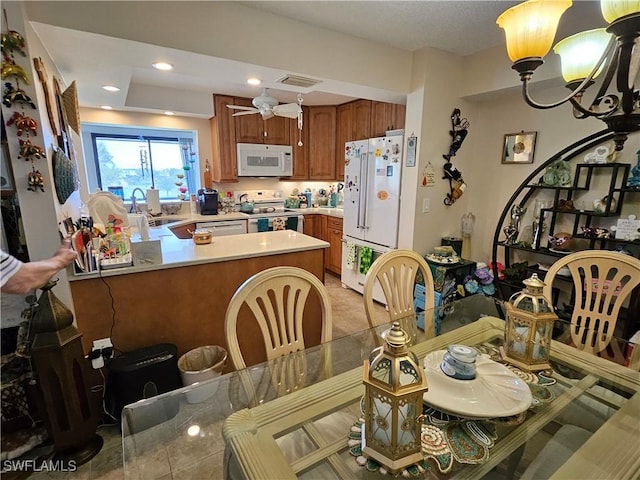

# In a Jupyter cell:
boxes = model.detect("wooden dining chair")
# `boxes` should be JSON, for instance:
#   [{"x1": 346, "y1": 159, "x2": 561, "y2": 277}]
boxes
[
  {"x1": 363, "y1": 249, "x2": 436, "y2": 338},
  {"x1": 223, "y1": 267, "x2": 342, "y2": 477},
  {"x1": 542, "y1": 250, "x2": 640, "y2": 356},
  {"x1": 225, "y1": 266, "x2": 333, "y2": 370}
]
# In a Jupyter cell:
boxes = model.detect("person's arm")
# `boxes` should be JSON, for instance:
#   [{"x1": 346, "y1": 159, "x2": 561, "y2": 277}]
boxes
[{"x1": 1, "y1": 239, "x2": 78, "y2": 294}]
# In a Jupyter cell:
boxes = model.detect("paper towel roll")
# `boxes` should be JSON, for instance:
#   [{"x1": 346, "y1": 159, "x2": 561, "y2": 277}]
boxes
[{"x1": 146, "y1": 188, "x2": 161, "y2": 214}]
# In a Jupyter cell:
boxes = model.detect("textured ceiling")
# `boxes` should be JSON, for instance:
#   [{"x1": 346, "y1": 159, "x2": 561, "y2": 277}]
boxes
[{"x1": 239, "y1": 1, "x2": 604, "y2": 56}]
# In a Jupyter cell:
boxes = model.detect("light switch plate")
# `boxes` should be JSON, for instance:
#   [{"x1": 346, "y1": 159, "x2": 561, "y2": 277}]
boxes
[{"x1": 423, "y1": 198, "x2": 430, "y2": 213}]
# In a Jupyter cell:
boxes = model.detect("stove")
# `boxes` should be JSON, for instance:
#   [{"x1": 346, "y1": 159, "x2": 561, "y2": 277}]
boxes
[{"x1": 235, "y1": 190, "x2": 304, "y2": 232}]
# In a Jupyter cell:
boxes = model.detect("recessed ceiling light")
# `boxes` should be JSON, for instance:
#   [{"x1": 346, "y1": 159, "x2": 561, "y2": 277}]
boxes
[
  {"x1": 164, "y1": 111, "x2": 175, "y2": 116},
  {"x1": 100, "y1": 105, "x2": 113, "y2": 110},
  {"x1": 247, "y1": 78, "x2": 261, "y2": 86},
  {"x1": 102, "y1": 85, "x2": 120, "y2": 92},
  {"x1": 152, "y1": 62, "x2": 173, "y2": 71}
]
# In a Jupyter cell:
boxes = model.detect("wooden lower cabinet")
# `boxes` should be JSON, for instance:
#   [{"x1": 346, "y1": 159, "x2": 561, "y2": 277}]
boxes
[
  {"x1": 303, "y1": 214, "x2": 343, "y2": 275},
  {"x1": 326, "y1": 217, "x2": 343, "y2": 275},
  {"x1": 303, "y1": 214, "x2": 321, "y2": 238}
]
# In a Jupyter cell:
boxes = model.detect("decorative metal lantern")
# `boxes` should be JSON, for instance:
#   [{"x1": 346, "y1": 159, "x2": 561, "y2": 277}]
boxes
[
  {"x1": 500, "y1": 273, "x2": 558, "y2": 372},
  {"x1": 362, "y1": 322, "x2": 428, "y2": 474}
]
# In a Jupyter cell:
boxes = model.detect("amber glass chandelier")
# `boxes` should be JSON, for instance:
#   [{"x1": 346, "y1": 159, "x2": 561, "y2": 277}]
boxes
[{"x1": 497, "y1": 0, "x2": 640, "y2": 150}]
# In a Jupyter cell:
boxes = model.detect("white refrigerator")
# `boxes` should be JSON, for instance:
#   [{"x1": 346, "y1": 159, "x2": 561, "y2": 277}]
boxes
[{"x1": 341, "y1": 134, "x2": 403, "y2": 301}]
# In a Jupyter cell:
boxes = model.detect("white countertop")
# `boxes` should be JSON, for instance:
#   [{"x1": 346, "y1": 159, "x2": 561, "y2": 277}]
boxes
[
  {"x1": 69, "y1": 230, "x2": 329, "y2": 281},
  {"x1": 144, "y1": 206, "x2": 343, "y2": 229}
]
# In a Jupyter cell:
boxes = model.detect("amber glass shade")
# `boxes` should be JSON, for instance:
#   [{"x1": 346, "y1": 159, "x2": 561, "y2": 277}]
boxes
[
  {"x1": 497, "y1": 0, "x2": 573, "y2": 62},
  {"x1": 600, "y1": 0, "x2": 640, "y2": 23},
  {"x1": 553, "y1": 28, "x2": 612, "y2": 82}
]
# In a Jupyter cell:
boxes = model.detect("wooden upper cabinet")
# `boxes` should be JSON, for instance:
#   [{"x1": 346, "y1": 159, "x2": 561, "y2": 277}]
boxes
[
  {"x1": 233, "y1": 97, "x2": 290, "y2": 145},
  {"x1": 308, "y1": 106, "x2": 337, "y2": 180},
  {"x1": 335, "y1": 103, "x2": 353, "y2": 181},
  {"x1": 211, "y1": 95, "x2": 238, "y2": 183},
  {"x1": 336, "y1": 99, "x2": 371, "y2": 180},
  {"x1": 352, "y1": 99, "x2": 372, "y2": 140},
  {"x1": 234, "y1": 97, "x2": 262, "y2": 144},
  {"x1": 286, "y1": 106, "x2": 309, "y2": 180},
  {"x1": 370, "y1": 101, "x2": 406, "y2": 137}
]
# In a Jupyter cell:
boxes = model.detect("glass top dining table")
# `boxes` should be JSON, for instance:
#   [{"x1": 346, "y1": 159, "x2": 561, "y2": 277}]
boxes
[{"x1": 121, "y1": 294, "x2": 640, "y2": 479}]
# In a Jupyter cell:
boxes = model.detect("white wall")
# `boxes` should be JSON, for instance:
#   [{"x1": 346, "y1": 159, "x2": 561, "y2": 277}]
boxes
[{"x1": 1, "y1": 2, "x2": 76, "y2": 307}]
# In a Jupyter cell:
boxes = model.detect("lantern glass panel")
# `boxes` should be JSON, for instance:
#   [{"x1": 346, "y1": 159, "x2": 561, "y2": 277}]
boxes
[
  {"x1": 372, "y1": 396, "x2": 392, "y2": 444},
  {"x1": 372, "y1": 357, "x2": 392, "y2": 384},
  {"x1": 399, "y1": 359, "x2": 419, "y2": 386},
  {"x1": 534, "y1": 321, "x2": 552, "y2": 360},
  {"x1": 536, "y1": 298, "x2": 551, "y2": 312},
  {"x1": 510, "y1": 324, "x2": 530, "y2": 355},
  {"x1": 397, "y1": 399, "x2": 417, "y2": 447}
]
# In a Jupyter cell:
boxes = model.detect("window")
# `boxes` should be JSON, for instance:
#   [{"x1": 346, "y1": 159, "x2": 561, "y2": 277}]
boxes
[{"x1": 81, "y1": 124, "x2": 198, "y2": 200}]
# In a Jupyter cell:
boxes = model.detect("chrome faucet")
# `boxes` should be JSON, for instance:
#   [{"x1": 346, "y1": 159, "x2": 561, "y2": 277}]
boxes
[{"x1": 130, "y1": 188, "x2": 147, "y2": 213}]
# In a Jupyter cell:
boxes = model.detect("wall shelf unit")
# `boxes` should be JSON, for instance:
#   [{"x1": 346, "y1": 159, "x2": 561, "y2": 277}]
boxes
[{"x1": 491, "y1": 129, "x2": 640, "y2": 339}]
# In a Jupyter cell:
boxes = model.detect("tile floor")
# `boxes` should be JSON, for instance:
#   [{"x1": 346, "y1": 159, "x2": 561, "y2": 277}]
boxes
[
  {"x1": 10, "y1": 273, "x2": 542, "y2": 479},
  {"x1": 17, "y1": 273, "x2": 373, "y2": 480}
]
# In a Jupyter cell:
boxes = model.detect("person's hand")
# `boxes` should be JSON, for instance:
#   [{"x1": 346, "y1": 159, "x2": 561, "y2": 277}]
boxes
[{"x1": 54, "y1": 238, "x2": 78, "y2": 268}]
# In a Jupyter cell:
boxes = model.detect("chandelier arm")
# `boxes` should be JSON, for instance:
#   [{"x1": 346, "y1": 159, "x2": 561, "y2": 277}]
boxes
[
  {"x1": 616, "y1": 35, "x2": 637, "y2": 113},
  {"x1": 521, "y1": 38, "x2": 618, "y2": 111}
]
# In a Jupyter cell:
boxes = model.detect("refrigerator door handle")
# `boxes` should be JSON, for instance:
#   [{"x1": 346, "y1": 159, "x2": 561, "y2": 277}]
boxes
[
  {"x1": 361, "y1": 151, "x2": 371, "y2": 230},
  {"x1": 357, "y1": 152, "x2": 367, "y2": 229}
]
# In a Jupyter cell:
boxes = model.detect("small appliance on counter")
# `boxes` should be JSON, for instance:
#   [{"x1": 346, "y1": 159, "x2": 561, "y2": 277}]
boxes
[{"x1": 198, "y1": 189, "x2": 219, "y2": 215}]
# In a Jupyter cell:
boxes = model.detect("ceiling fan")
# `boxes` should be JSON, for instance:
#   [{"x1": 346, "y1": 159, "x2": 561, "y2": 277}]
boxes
[{"x1": 227, "y1": 89, "x2": 302, "y2": 120}]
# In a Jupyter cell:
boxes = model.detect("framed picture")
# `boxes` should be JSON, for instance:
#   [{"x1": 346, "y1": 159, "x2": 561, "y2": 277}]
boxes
[{"x1": 502, "y1": 131, "x2": 537, "y2": 164}]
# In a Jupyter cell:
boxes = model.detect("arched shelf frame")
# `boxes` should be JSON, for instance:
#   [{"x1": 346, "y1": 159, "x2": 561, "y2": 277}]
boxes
[{"x1": 491, "y1": 128, "x2": 631, "y2": 290}]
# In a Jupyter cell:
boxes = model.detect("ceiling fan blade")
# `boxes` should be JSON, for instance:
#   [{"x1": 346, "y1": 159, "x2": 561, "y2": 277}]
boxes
[
  {"x1": 272, "y1": 103, "x2": 302, "y2": 119},
  {"x1": 232, "y1": 110, "x2": 260, "y2": 116},
  {"x1": 227, "y1": 105, "x2": 258, "y2": 111}
]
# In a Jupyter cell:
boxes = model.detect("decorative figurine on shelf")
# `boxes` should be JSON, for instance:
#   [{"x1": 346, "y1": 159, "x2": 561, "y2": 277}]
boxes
[
  {"x1": 548, "y1": 232, "x2": 574, "y2": 252},
  {"x1": 593, "y1": 195, "x2": 617, "y2": 214},
  {"x1": 627, "y1": 149, "x2": 640, "y2": 189},
  {"x1": 503, "y1": 204, "x2": 526, "y2": 245},
  {"x1": 540, "y1": 159, "x2": 572, "y2": 187},
  {"x1": 531, "y1": 199, "x2": 551, "y2": 248}
]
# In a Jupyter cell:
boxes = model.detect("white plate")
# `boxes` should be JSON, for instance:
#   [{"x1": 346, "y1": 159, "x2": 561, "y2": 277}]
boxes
[
  {"x1": 423, "y1": 350, "x2": 532, "y2": 419},
  {"x1": 548, "y1": 248, "x2": 572, "y2": 255}
]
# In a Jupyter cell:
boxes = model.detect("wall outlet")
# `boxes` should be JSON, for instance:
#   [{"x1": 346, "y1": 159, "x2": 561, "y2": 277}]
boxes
[{"x1": 422, "y1": 198, "x2": 430, "y2": 213}]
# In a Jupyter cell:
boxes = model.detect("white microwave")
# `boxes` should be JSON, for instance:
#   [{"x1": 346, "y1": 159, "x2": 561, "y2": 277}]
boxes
[{"x1": 236, "y1": 143, "x2": 293, "y2": 177}]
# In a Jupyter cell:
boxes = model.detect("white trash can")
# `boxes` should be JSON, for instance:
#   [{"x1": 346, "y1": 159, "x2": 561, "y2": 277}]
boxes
[{"x1": 178, "y1": 345, "x2": 227, "y2": 404}]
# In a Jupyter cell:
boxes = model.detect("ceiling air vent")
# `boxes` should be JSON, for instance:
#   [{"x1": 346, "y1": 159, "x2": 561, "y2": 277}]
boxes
[{"x1": 278, "y1": 75, "x2": 321, "y2": 89}]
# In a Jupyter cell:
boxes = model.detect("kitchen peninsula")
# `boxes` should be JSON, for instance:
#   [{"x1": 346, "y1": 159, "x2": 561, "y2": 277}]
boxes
[{"x1": 68, "y1": 229, "x2": 329, "y2": 367}]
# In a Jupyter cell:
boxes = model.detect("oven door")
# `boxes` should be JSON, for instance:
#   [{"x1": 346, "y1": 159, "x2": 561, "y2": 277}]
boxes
[{"x1": 247, "y1": 215, "x2": 304, "y2": 233}]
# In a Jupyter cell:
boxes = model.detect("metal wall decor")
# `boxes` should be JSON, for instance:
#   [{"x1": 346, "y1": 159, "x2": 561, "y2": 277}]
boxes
[
  {"x1": 2, "y1": 9, "x2": 46, "y2": 194},
  {"x1": 442, "y1": 108, "x2": 470, "y2": 205}
]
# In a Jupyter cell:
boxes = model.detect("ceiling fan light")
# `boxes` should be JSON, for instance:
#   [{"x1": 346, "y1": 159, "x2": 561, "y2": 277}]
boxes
[
  {"x1": 497, "y1": 0, "x2": 573, "y2": 63},
  {"x1": 600, "y1": 0, "x2": 640, "y2": 23},
  {"x1": 553, "y1": 28, "x2": 612, "y2": 82},
  {"x1": 102, "y1": 85, "x2": 120, "y2": 92}
]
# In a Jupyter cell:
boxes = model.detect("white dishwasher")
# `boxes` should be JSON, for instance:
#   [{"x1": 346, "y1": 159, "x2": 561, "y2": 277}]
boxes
[{"x1": 196, "y1": 220, "x2": 247, "y2": 237}]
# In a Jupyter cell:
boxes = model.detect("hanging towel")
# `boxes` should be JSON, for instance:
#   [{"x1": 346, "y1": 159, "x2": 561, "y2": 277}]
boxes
[
  {"x1": 286, "y1": 217, "x2": 298, "y2": 231},
  {"x1": 346, "y1": 242, "x2": 357, "y2": 270},
  {"x1": 359, "y1": 247, "x2": 374, "y2": 275},
  {"x1": 257, "y1": 218, "x2": 269, "y2": 232},
  {"x1": 272, "y1": 217, "x2": 286, "y2": 231}
]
